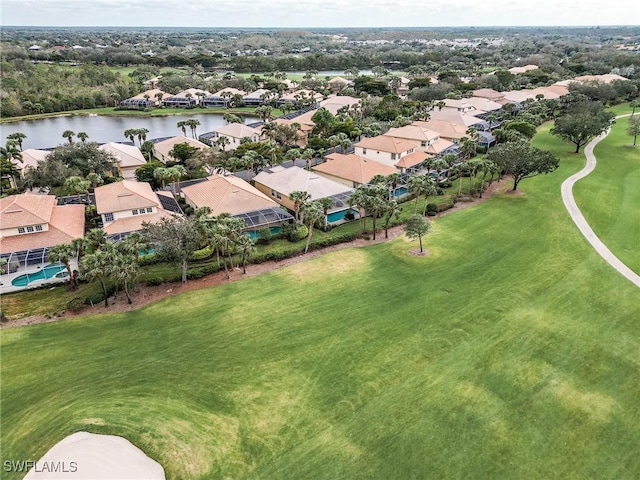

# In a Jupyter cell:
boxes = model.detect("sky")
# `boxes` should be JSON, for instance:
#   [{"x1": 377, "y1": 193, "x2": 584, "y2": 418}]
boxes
[{"x1": 0, "y1": 0, "x2": 637, "y2": 28}]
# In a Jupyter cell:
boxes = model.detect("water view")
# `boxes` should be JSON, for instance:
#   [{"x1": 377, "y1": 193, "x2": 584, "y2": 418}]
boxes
[{"x1": 0, "y1": 112, "x2": 246, "y2": 150}]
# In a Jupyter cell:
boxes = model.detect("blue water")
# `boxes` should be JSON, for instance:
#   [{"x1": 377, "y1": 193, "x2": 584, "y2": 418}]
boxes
[
  {"x1": 11, "y1": 264, "x2": 67, "y2": 287},
  {"x1": 393, "y1": 187, "x2": 408, "y2": 197},
  {"x1": 245, "y1": 226, "x2": 281, "y2": 239},
  {"x1": 327, "y1": 209, "x2": 358, "y2": 224}
]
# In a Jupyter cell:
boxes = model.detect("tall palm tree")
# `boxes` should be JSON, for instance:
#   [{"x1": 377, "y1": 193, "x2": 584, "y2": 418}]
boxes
[
  {"x1": 77, "y1": 132, "x2": 89, "y2": 142},
  {"x1": 301, "y1": 201, "x2": 324, "y2": 253},
  {"x1": 124, "y1": 128, "x2": 137, "y2": 144},
  {"x1": 167, "y1": 165, "x2": 187, "y2": 194},
  {"x1": 111, "y1": 251, "x2": 137, "y2": 304},
  {"x1": 136, "y1": 128, "x2": 149, "y2": 144},
  {"x1": 317, "y1": 197, "x2": 334, "y2": 230},
  {"x1": 47, "y1": 243, "x2": 78, "y2": 290},
  {"x1": 80, "y1": 250, "x2": 111, "y2": 308},
  {"x1": 237, "y1": 234, "x2": 256, "y2": 274},
  {"x1": 382, "y1": 199, "x2": 401, "y2": 239},
  {"x1": 153, "y1": 167, "x2": 171, "y2": 189},
  {"x1": 86, "y1": 172, "x2": 103, "y2": 189},
  {"x1": 64, "y1": 176, "x2": 90, "y2": 204},
  {"x1": 216, "y1": 136, "x2": 230, "y2": 151},
  {"x1": 408, "y1": 174, "x2": 427, "y2": 214},
  {"x1": 84, "y1": 228, "x2": 107, "y2": 254},
  {"x1": 177, "y1": 120, "x2": 188, "y2": 137},
  {"x1": 289, "y1": 190, "x2": 311, "y2": 224},
  {"x1": 187, "y1": 119, "x2": 201, "y2": 139},
  {"x1": 7, "y1": 132, "x2": 26, "y2": 151},
  {"x1": 0, "y1": 141, "x2": 22, "y2": 164},
  {"x1": 62, "y1": 130, "x2": 75, "y2": 144}
]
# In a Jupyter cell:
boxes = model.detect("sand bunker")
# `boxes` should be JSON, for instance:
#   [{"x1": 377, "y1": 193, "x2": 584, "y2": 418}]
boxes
[{"x1": 24, "y1": 432, "x2": 165, "y2": 479}]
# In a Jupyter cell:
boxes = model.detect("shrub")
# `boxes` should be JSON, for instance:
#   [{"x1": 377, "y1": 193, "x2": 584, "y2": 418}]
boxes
[
  {"x1": 190, "y1": 246, "x2": 213, "y2": 261},
  {"x1": 84, "y1": 284, "x2": 116, "y2": 305},
  {"x1": 183, "y1": 206, "x2": 194, "y2": 216},
  {"x1": 344, "y1": 210, "x2": 356, "y2": 221},
  {"x1": 257, "y1": 227, "x2": 272, "y2": 245},
  {"x1": 144, "y1": 276, "x2": 163, "y2": 286},
  {"x1": 426, "y1": 203, "x2": 438, "y2": 216},
  {"x1": 437, "y1": 200, "x2": 455, "y2": 212},
  {"x1": 288, "y1": 224, "x2": 308, "y2": 242},
  {"x1": 66, "y1": 297, "x2": 86, "y2": 312}
]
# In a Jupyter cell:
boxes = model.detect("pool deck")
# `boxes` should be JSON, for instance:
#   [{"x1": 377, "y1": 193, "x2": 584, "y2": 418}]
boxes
[{"x1": 0, "y1": 262, "x2": 75, "y2": 295}]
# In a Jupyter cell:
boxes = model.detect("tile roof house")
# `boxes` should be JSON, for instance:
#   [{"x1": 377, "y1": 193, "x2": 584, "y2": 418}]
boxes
[
  {"x1": 253, "y1": 166, "x2": 354, "y2": 224},
  {"x1": 180, "y1": 174, "x2": 292, "y2": 233},
  {"x1": 413, "y1": 120, "x2": 470, "y2": 143},
  {"x1": 211, "y1": 124, "x2": 260, "y2": 149},
  {"x1": 120, "y1": 89, "x2": 169, "y2": 110},
  {"x1": 0, "y1": 194, "x2": 85, "y2": 291},
  {"x1": 243, "y1": 88, "x2": 274, "y2": 106},
  {"x1": 94, "y1": 181, "x2": 178, "y2": 237},
  {"x1": 277, "y1": 89, "x2": 323, "y2": 106},
  {"x1": 445, "y1": 97, "x2": 503, "y2": 115},
  {"x1": 353, "y1": 135, "x2": 424, "y2": 171},
  {"x1": 163, "y1": 88, "x2": 210, "y2": 108},
  {"x1": 12, "y1": 149, "x2": 49, "y2": 176},
  {"x1": 472, "y1": 88, "x2": 506, "y2": 102},
  {"x1": 152, "y1": 136, "x2": 209, "y2": 163},
  {"x1": 312, "y1": 153, "x2": 397, "y2": 187},
  {"x1": 327, "y1": 76, "x2": 350, "y2": 92},
  {"x1": 428, "y1": 107, "x2": 486, "y2": 128},
  {"x1": 203, "y1": 88, "x2": 246, "y2": 108},
  {"x1": 98, "y1": 143, "x2": 147, "y2": 180}
]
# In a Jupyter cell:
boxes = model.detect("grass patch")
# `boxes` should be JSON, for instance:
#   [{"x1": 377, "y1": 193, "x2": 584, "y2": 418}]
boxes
[
  {"x1": 2, "y1": 124, "x2": 639, "y2": 479},
  {"x1": 572, "y1": 115, "x2": 640, "y2": 273}
]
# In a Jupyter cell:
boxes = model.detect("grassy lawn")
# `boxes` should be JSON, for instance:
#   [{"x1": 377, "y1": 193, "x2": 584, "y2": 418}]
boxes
[
  {"x1": 2, "y1": 123, "x2": 639, "y2": 479},
  {"x1": 572, "y1": 114, "x2": 640, "y2": 274}
]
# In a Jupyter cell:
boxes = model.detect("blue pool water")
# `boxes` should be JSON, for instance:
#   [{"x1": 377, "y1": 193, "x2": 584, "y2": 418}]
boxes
[
  {"x1": 11, "y1": 264, "x2": 67, "y2": 287},
  {"x1": 246, "y1": 226, "x2": 282, "y2": 239},
  {"x1": 327, "y1": 209, "x2": 358, "y2": 223},
  {"x1": 393, "y1": 187, "x2": 408, "y2": 197}
]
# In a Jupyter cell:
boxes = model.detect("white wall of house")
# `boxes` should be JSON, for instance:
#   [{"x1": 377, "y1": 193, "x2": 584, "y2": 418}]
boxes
[
  {"x1": 354, "y1": 146, "x2": 415, "y2": 168},
  {"x1": 101, "y1": 206, "x2": 156, "y2": 225},
  {"x1": 0, "y1": 223, "x2": 49, "y2": 238},
  {"x1": 312, "y1": 171, "x2": 358, "y2": 188}
]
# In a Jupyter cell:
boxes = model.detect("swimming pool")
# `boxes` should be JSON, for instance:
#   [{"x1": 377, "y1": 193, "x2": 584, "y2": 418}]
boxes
[
  {"x1": 393, "y1": 187, "x2": 408, "y2": 197},
  {"x1": 11, "y1": 264, "x2": 67, "y2": 287},
  {"x1": 327, "y1": 209, "x2": 358, "y2": 224}
]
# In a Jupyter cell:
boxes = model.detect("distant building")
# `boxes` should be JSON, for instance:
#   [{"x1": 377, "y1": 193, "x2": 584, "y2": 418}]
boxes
[
  {"x1": 99, "y1": 143, "x2": 147, "y2": 180},
  {"x1": 152, "y1": 136, "x2": 209, "y2": 164}
]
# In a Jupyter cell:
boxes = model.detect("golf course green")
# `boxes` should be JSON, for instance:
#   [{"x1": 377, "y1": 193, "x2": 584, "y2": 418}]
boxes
[{"x1": 1, "y1": 121, "x2": 639, "y2": 479}]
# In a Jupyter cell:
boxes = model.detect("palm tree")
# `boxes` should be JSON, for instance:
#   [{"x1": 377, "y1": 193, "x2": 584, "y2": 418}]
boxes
[
  {"x1": 86, "y1": 172, "x2": 103, "y2": 189},
  {"x1": 167, "y1": 165, "x2": 187, "y2": 194},
  {"x1": 140, "y1": 140, "x2": 155, "y2": 161},
  {"x1": 0, "y1": 141, "x2": 22, "y2": 164},
  {"x1": 289, "y1": 190, "x2": 311, "y2": 224},
  {"x1": 216, "y1": 136, "x2": 230, "y2": 151},
  {"x1": 300, "y1": 201, "x2": 324, "y2": 253},
  {"x1": 317, "y1": 197, "x2": 334, "y2": 230},
  {"x1": 155, "y1": 92, "x2": 164, "y2": 104},
  {"x1": 121, "y1": 231, "x2": 150, "y2": 265},
  {"x1": 237, "y1": 235, "x2": 256, "y2": 274},
  {"x1": 0, "y1": 158, "x2": 21, "y2": 189},
  {"x1": 64, "y1": 176, "x2": 90, "y2": 204},
  {"x1": 62, "y1": 130, "x2": 75, "y2": 144},
  {"x1": 124, "y1": 128, "x2": 137, "y2": 144},
  {"x1": 111, "y1": 251, "x2": 137, "y2": 304},
  {"x1": 177, "y1": 120, "x2": 188, "y2": 137},
  {"x1": 80, "y1": 250, "x2": 111, "y2": 307},
  {"x1": 7, "y1": 132, "x2": 26, "y2": 151},
  {"x1": 84, "y1": 228, "x2": 107, "y2": 254},
  {"x1": 382, "y1": 199, "x2": 401, "y2": 239},
  {"x1": 77, "y1": 131, "x2": 89, "y2": 142},
  {"x1": 136, "y1": 128, "x2": 149, "y2": 144},
  {"x1": 408, "y1": 174, "x2": 427, "y2": 214},
  {"x1": 47, "y1": 243, "x2": 78, "y2": 290},
  {"x1": 186, "y1": 119, "x2": 201, "y2": 139},
  {"x1": 153, "y1": 167, "x2": 171, "y2": 189}
]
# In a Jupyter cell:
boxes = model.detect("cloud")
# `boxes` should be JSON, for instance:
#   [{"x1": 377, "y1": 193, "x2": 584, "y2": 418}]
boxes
[{"x1": 1, "y1": 0, "x2": 636, "y2": 27}]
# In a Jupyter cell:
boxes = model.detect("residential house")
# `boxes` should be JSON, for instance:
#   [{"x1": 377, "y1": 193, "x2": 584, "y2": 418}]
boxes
[
  {"x1": 428, "y1": 106, "x2": 486, "y2": 129},
  {"x1": 472, "y1": 88, "x2": 507, "y2": 103},
  {"x1": 276, "y1": 89, "x2": 323, "y2": 107},
  {"x1": 180, "y1": 174, "x2": 293, "y2": 236},
  {"x1": 258, "y1": 119, "x2": 313, "y2": 148},
  {"x1": 163, "y1": 88, "x2": 210, "y2": 108},
  {"x1": 12, "y1": 149, "x2": 49, "y2": 177},
  {"x1": 385, "y1": 123, "x2": 456, "y2": 157},
  {"x1": 211, "y1": 124, "x2": 260, "y2": 149},
  {"x1": 0, "y1": 194, "x2": 85, "y2": 292},
  {"x1": 327, "y1": 77, "x2": 350, "y2": 92},
  {"x1": 99, "y1": 143, "x2": 146, "y2": 180},
  {"x1": 94, "y1": 180, "x2": 180, "y2": 240},
  {"x1": 354, "y1": 135, "x2": 428, "y2": 172},
  {"x1": 120, "y1": 89, "x2": 169, "y2": 110},
  {"x1": 152, "y1": 136, "x2": 209, "y2": 164},
  {"x1": 253, "y1": 166, "x2": 354, "y2": 225},
  {"x1": 202, "y1": 88, "x2": 246, "y2": 108},
  {"x1": 312, "y1": 153, "x2": 397, "y2": 188},
  {"x1": 444, "y1": 98, "x2": 503, "y2": 116},
  {"x1": 414, "y1": 120, "x2": 469, "y2": 143},
  {"x1": 243, "y1": 89, "x2": 273, "y2": 107}
]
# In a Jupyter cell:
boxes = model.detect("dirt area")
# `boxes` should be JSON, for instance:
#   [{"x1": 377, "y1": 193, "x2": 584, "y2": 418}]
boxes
[{"x1": 2, "y1": 178, "x2": 509, "y2": 329}]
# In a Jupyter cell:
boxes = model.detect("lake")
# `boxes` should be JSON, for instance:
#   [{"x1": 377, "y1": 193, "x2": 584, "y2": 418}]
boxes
[{"x1": 0, "y1": 113, "x2": 245, "y2": 150}]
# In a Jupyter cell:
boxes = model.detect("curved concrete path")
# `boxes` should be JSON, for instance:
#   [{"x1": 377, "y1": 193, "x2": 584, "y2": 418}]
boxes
[{"x1": 560, "y1": 114, "x2": 640, "y2": 288}]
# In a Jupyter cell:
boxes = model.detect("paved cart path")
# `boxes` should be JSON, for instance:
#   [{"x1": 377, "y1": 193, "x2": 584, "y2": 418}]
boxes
[{"x1": 560, "y1": 114, "x2": 640, "y2": 288}]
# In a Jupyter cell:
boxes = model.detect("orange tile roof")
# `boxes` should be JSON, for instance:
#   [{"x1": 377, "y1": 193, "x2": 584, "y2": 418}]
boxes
[
  {"x1": 103, "y1": 211, "x2": 173, "y2": 236},
  {"x1": 354, "y1": 135, "x2": 415, "y2": 154},
  {"x1": 413, "y1": 120, "x2": 468, "y2": 141},
  {"x1": 94, "y1": 181, "x2": 160, "y2": 214},
  {"x1": 395, "y1": 151, "x2": 431, "y2": 169},
  {"x1": 0, "y1": 194, "x2": 56, "y2": 229},
  {"x1": 314, "y1": 154, "x2": 397, "y2": 184},
  {"x1": 0, "y1": 200, "x2": 84, "y2": 254},
  {"x1": 181, "y1": 175, "x2": 278, "y2": 216}
]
